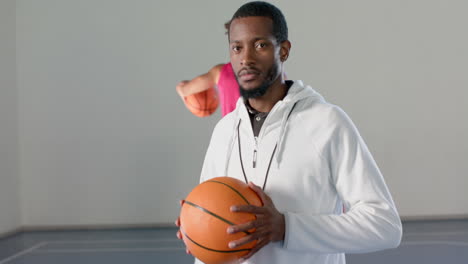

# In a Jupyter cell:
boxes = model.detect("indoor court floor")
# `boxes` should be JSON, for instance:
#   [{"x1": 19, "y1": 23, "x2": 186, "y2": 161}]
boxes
[{"x1": 1, "y1": 219, "x2": 467, "y2": 264}]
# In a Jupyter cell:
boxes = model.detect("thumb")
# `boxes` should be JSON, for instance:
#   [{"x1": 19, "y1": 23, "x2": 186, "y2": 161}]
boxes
[
  {"x1": 248, "y1": 181, "x2": 260, "y2": 189},
  {"x1": 248, "y1": 181, "x2": 269, "y2": 205}
]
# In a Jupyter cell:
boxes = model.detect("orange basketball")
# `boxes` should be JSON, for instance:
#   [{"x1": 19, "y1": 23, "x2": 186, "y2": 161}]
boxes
[
  {"x1": 179, "y1": 177, "x2": 263, "y2": 264},
  {"x1": 183, "y1": 88, "x2": 219, "y2": 117}
]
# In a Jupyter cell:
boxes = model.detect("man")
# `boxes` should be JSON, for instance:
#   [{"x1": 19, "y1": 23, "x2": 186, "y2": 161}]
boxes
[{"x1": 177, "y1": 1, "x2": 402, "y2": 263}]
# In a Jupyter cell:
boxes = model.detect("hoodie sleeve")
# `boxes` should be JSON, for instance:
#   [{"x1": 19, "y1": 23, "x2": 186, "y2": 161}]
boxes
[
  {"x1": 199, "y1": 117, "x2": 236, "y2": 183},
  {"x1": 282, "y1": 106, "x2": 402, "y2": 254}
]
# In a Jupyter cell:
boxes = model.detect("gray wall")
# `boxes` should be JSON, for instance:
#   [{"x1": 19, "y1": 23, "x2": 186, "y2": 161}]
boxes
[
  {"x1": 288, "y1": 0, "x2": 468, "y2": 218},
  {"x1": 0, "y1": 0, "x2": 20, "y2": 235},
  {"x1": 8, "y1": 0, "x2": 468, "y2": 227}
]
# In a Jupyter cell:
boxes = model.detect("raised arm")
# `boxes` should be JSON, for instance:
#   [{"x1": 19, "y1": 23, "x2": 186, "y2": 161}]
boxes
[{"x1": 176, "y1": 64, "x2": 225, "y2": 98}]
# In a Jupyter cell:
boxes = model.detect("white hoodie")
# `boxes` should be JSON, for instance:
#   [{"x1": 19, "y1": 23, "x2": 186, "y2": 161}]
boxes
[{"x1": 195, "y1": 80, "x2": 402, "y2": 264}]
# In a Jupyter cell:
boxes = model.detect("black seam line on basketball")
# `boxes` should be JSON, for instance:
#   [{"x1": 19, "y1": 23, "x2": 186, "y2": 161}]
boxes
[
  {"x1": 184, "y1": 91, "x2": 213, "y2": 112},
  {"x1": 200, "y1": 90, "x2": 209, "y2": 114},
  {"x1": 194, "y1": 91, "x2": 203, "y2": 110},
  {"x1": 203, "y1": 88, "x2": 207, "y2": 113},
  {"x1": 185, "y1": 98, "x2": 207, "y2": 111},
  {"x1": 181, "y1": 230, "x2": 251, "y2": 253},
  {"x1": 184, "y1": 200, "x2": 251, "y2": 235},
  {"x1": 206, "y1": 180, "x2": 251, "y2": 205}
]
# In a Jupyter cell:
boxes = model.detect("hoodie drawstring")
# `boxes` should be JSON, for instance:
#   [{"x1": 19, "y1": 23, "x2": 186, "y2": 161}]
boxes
[
  {"x1": 228, "y1": 102, "x2": 298, "y2": 189},
  {"x1": 276, "y1": 102, "x2": 298, "y2": 168}
]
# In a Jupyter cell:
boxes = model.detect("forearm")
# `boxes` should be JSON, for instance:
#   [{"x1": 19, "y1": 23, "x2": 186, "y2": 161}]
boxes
[
  {"x1": 177, "y1": 64, "x2": 223, "y2": 97},
  {"x1": 282, "y1": 201, "x2": 402, "y2": 254},
  {"x1": 179, "y1": 75, "x2": 215, "y2": 96}
]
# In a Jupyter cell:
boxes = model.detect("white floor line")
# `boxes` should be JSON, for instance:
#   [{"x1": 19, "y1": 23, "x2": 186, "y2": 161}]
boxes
[
  {"x1": 44, "y1": 238, "x2": 180, "y2": 244},
  {"x1": 401, "y1": 240, "x2": 468, "y2": 247},
  {"x1": 33, "y1": 247, "x2": 185, "y2": 253},
  {"x1": 0, "y1": 242, "x2": 47, "y2": 264}
]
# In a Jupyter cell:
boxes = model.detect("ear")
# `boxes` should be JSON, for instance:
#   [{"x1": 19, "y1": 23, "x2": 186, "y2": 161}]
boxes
[{"x1": 279, "y1": 40, "x2": 291, "y2": 62}]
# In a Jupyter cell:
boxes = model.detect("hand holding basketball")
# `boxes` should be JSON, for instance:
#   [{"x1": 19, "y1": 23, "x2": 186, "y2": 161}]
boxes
[
  {"x1": 175, "y1": 200, "x2": 191, "y2": 255},
  {"x1": 227, "y1": 182, "x2": 285, "y2": 262},
  {"x1": 179, "y1": 177, "x2": 262, "y2": 264},
  {"x1": 183, "y1": 88, "x2": 219, "y2": 117}
]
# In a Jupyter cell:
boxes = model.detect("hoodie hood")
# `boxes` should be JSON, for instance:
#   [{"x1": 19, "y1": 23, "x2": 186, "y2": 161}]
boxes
[
  {"x1": 273, "y1": 80, "x2": 324, "y2": 167},
  {"x1": 283, "y1": 80, "x2": 323, "y2": 104}
]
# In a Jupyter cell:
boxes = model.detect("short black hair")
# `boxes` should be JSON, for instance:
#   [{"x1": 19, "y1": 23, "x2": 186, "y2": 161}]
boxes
[{"x1": 226, "y1": 1, "x2": 288, "y2": 43}]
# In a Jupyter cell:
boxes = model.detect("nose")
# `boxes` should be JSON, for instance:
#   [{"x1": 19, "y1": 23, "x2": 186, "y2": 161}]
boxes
[{"x1": 241, "y1": 46, "x2": 255, "y2": 66}]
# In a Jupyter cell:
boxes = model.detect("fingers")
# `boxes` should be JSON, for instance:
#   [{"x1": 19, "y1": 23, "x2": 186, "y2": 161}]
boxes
[
  {"x1": 175, "y1": 198, "x2": 185, "y2": 227},
  {"x1": 228, "y1": 227, "x2": 269, "y2": 248},
  {"x1": 175, "y1": 224, "x2": 190, "y2": 255},
  {"x1": 175, "y1": 199, "x2": 186, "y2": 239},
  {"x1": 176, "y1": 85, "x2": 185, "y2": 97},
  {"x1": 226, "y1": 185, "x2": 281, "y2": 260},
  {"x1": 230, "y1": 204, "x2": 265, "y2": 214},
  {"x1": 248, "y1": 181, "x2": 260, "y2": 190},
  {"x1": 175, "y1": 198, "x2": 191, "y2": 255},
  {"x1": 229, "y1": 235, "x2": 254, "y2": 249},
  {"x1": 176, "y1": 229, "x2": 183, "y2": 239},
  {"x1": 175, "y1": 217, "x2": 183, "y2": 239},
  {"x1": 176, "y1": 84, "x2": 184, "y2": 97},
  {"x1": 176, "y1": 80, "x2": 189, "y2": 88},
  {"x1": 176, "y1": 81, "x2": 190, "y2": 97},
  {"x1": 239, "y1": 238, "x2": 269, "y2": 261},
  {"x1": 227, "y1": 218, "x2": 265, "y2": 234}
]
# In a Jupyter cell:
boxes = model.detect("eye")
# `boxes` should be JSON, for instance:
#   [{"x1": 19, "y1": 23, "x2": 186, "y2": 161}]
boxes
[
  {"x1": 231, "y1": 45, "x2": 241, "y2": 53},
  {"x1": 256, "y1": 42, "x2": 267, "y2": 49}
]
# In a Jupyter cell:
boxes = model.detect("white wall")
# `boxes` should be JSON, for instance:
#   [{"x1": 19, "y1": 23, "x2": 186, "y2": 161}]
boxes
[
  {"x1": 287, "y1": 0, "x2": 468, "y2": 217},
  {"x1": 0, "y1": 0, "x2": 21, "y2": 234},
  {"x1": 15, "y1": 0, "x2": 468, "y2": 227},
  {"x1": 17, "y1": 0, "x2": 238, "y2": 226}
]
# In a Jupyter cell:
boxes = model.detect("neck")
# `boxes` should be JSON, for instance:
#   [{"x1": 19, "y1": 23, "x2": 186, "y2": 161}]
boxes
[{"x1": 247, "y1": 76, "x2": 288, "y2": 113}]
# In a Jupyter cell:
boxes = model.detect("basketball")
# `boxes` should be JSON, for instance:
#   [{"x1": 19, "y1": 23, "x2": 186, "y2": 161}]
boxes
[
  {"x1": 179, "y1": 177, "x2": 263, "y2": 264},
  {"x1": 183, "y1": 88, "x2": 219, "y2": 117}
]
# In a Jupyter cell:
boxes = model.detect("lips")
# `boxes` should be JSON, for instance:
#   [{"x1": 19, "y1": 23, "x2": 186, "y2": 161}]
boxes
[{"x1": 239, "y1": 69, "x2": 261, "y2": 82}]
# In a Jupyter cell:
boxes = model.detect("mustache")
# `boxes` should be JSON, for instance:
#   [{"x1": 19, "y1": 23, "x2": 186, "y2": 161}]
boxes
[{"x1": 238, "y1": 67, "x2": 261, "y2": 77}]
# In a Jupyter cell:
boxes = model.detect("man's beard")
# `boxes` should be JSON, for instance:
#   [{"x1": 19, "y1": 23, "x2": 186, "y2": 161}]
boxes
[{"x1": 237, "y1": 63, "x2": 279, "y2": 99}]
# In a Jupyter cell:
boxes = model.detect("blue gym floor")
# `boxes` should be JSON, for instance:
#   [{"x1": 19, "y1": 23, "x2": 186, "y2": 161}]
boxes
[{"x1": 1, "y1": 220, "x2": 467, "y2": 264}]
